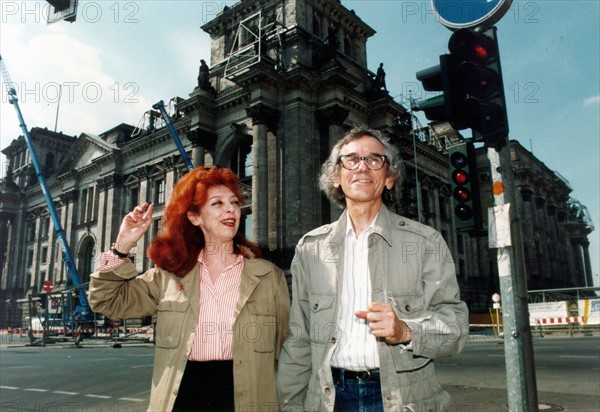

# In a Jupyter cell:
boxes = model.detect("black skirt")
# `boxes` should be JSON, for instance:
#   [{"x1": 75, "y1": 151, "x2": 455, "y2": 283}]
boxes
[{"x1": 172, "y1": 360, "x2": 234, "y2": 412}]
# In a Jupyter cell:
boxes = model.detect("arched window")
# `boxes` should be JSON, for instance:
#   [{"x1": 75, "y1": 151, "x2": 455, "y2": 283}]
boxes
[
  {"x1": 78, "y1": 236, "x2": 96, "y2": 284},
  {"x1": 313, "y1": 13, "x2": 321, "y2": 38}
]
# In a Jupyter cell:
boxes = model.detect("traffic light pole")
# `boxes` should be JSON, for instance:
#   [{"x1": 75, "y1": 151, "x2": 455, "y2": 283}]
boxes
[{"x1": 488, "y1": 143, "x2": 539, "y2": 412}]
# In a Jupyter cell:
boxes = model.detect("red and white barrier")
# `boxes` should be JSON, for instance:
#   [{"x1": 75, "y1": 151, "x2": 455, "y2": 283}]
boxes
[{"x1": 533, "y1": 316, "x2": 586, "y2": 325}]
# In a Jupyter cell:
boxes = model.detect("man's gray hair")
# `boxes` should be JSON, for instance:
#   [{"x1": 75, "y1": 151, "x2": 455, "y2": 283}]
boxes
[{"x1": 318, "y1": 125, "x2": 405, "y2": 208}]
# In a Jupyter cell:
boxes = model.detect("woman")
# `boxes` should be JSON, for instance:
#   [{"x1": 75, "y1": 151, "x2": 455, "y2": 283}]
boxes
[{"x1": 89, "y1": 166, "x2": 290, "y2": 412}]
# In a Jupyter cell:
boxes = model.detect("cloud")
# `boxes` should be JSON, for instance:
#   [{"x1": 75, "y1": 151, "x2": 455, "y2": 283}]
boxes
[
  {"x1": 1, "y1": 22, "x2": 152, "y2": 140},
  {"x1": 583, "y1": 95, "x2": 600, "y2": 107}
]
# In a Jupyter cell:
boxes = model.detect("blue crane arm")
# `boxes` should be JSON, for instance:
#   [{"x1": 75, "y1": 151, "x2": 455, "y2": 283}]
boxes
[
  {"x1": 1, "y1": 55, "x2": 91, "y2": 317},
  {"x1": 152, "y1": 100, "x2": 194, "y2": 171}
]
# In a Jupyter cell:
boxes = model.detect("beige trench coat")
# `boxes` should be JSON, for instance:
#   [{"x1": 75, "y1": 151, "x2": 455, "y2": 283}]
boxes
[
  {"x1": 277, "y1": 205, "x2": 469, "y2": 411},
  {"x1": 89, "y1": 257, "x2": 290, "y2": 412}
]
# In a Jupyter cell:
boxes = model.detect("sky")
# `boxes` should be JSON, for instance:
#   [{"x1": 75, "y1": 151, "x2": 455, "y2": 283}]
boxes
[{"x1": 1, "y1": 0, "x2": 598, "y2": 286}]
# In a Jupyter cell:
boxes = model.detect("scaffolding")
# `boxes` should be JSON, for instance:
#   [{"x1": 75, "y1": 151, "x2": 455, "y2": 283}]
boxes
[{"x1": 224, "y1": 10, "x2": 287, "y2": 80}]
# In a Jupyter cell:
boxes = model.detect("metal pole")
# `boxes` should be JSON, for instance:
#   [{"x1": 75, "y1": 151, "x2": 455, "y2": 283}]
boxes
[
  {"x1": 412, "y1": 129, "x2": 422, "y2": 222},
  {"x1": 408, "y1": 106, "x2": 423, "y2": 223},
  {"x1": 488, "y1": 144, "x2": 538, "y2": 411},
  {"x1": 54, "y1": 84, "x2": 62, "y2": 132}
]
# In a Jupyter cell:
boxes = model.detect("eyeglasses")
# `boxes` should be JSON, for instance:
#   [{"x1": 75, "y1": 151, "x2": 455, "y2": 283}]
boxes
[{"x1": 337, "y1": 154, "x2": 389, "y2": 170}]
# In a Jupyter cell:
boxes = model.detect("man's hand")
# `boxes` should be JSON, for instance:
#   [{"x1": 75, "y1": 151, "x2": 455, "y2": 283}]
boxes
[{"x1": 355, "y1": 302, "x2": 412, "y2": 345}]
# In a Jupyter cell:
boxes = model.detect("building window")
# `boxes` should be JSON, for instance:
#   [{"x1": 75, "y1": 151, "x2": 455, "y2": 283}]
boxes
[
  {"x1": 421, "y1": 188, "x2": 430, "y2": 214},
  {"x1": 440, "y1": 196, "x2": 449, "y2": 220},
  {"x1": 154, "y1": 178, "x2": 165, "y2": 205},
  {"x1": 26, "y1": 249, "x2": 34, "y2": 267},
  {"x1": 457, "y1": 233, "x2": 465, "y2": 255},
  {"x1": 78, "y1": 187, "x2": 97, "y2": 223},
  {"x1": 128, "y1": 185, "x2": 139, "y2": 210},
  {"x1": 458, "y1": 259, "x2": 466, "y2": 279},
  {"x1": 41, "y1": 246, "x2": 48, "y2": 263},
  {"x1": 26, "y1": 220, "x2": 36, "y2": 242},
  {"x1": 152, "y1": 218, "x2": 162, "y2": 236},
  {"x1": 40, "y1": 215, "x2": 50, "y2": 239}
]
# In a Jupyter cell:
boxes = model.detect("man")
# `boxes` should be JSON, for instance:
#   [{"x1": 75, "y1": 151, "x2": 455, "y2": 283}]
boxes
[{"x1": 277, "y1": 126, "x2": 469, "y2": 411}]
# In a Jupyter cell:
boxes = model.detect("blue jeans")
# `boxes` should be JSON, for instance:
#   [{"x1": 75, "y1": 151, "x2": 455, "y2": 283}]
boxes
[{"x1": 333, "y1": 371, "x2": 384, "y2": 412}]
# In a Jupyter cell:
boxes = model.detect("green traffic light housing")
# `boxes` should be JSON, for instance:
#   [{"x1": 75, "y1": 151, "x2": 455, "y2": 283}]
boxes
[
  {"x1": 414, "y1": 27, "x2": 509, "y2": 151},
  {"x1": 446, "y1": 27, "x2": 509, "y2": 150},
  {"x1": 448, "y1": 141, "x2": 481, "y2": 233}
]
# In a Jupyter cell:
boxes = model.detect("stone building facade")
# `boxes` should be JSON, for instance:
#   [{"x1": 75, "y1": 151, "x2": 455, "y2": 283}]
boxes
[{"x1": 0, "y1": 0, "x2": 593, "y2": 327}]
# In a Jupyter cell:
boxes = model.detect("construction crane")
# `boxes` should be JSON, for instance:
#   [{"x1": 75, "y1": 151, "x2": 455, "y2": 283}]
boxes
[
  {"x1": 0, "y1": 54, "x2": 92, "y2": 323},
  {"x1": 152, "y1": 100, "x2": 195, "y2": 171}
]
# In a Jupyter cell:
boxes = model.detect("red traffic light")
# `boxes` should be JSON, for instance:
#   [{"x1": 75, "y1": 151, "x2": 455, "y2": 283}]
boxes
[
  {"x1": 448, "y1": 141, "x2": 480, "y2": 231},
  {"x1": 448, "y1": 28, "x2": 496, "y2": 64},
  {"x1": 452, "y1": 170, "x2": 469, "y2": 186},
  {"x1": 454, "y1": 186, "x2": 471, "y2": 203}
]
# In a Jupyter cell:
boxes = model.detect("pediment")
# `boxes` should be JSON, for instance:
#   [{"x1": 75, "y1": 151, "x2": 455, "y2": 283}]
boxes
[{"x1": 56, "y1": 133, "x2": 117, "y2": 174}]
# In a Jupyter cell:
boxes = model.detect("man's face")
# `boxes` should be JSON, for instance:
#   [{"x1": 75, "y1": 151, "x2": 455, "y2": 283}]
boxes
[{"x1": 334, "y1": 135, "x2": 395, "y2": 206}]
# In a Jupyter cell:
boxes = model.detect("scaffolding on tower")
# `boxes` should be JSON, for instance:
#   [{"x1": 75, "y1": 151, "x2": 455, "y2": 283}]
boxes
[{"x1": 224, "y1": 10, "x2": 288, "y2": 80}]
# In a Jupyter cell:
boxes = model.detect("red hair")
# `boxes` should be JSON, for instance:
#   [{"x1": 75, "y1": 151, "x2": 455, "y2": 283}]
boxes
[{"x1": 147, "y1": 166, "x2": 261, "y2": 277}]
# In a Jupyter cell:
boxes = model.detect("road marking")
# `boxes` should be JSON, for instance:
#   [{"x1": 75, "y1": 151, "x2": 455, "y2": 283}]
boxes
[
  {"x1": 131, "y1": 364, "x2": 153, "y2": 369},
  {"x1": 559, "y1": 355, "x2": 599, "y2": 359},
  {"x1": 2, "y1": 365, "x2": 34, "y2": 369},
  {"x1": 85, "y1": 394, "x2": 112, "y2": 399},
  {"x1": 1, "y1": 386, "x2": 147, "y2": 402}
]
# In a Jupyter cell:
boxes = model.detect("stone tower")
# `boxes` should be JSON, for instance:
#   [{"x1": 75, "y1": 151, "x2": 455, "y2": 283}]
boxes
[{"x1": 177, "y1": 0, "x2": 408, "y2": 264}]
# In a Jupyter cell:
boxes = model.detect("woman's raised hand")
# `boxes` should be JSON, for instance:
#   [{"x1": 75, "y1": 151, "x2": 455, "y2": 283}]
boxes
[{"x1": 114, "y1": 202, "x2": 155, "y2": 254}]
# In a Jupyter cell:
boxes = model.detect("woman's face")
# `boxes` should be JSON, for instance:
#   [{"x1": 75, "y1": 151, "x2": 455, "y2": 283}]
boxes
[{"x1": 188, "y1": 184, "x2": 241, "y2": 245}]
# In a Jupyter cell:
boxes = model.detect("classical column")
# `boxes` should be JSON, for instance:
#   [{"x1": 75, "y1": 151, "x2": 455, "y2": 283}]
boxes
[
  {"x1": 519, "y1": 188, "x2": 536, "y2": 280},
  {"x1": 570, "y1": 240, "x2": 585, "y2": 287},
  {"x1": 135, "y1": 166, "x2": 153, "y2": 270},
  {"x1": 187, "y1": 130, "x2": 217, "y2": 167},
  {"x1": 581, "y1": 240, "x2": 593, "y2": 288},
  {"x1": 535, "y1": 197, "x2": 551, "y2": 281},
  {"x1": 98, "y1": 174, "x2": 123, "y2": 254},
  {"x1": 317, "y1": 105, "x2": 349, "y2": 222},
  {"x1": 59, "y1": 191, "x2": 77, "y2": 286},
  {"x1": 317, "y1": 104, "x2": 349, "y2": 151},
  {"x1": 163, "y1": 156, "x2": 177, "y2": 201},
  {"x1": 246, "y1": 103, "x2": 280, "y2": 248}
]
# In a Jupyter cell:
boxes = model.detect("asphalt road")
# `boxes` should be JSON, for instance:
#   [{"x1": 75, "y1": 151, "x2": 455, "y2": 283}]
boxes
[
  {"x1": 437, "y1": 334, "x2": 600, "y2": 411},
  {"x1": 1, "y1": 333, "x2": 598, "y2": 412}
]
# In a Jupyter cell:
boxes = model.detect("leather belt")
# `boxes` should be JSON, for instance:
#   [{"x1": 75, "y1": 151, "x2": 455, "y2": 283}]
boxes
[{"x1": 331, "y1": 367, "x2": 380, "y2": 381}]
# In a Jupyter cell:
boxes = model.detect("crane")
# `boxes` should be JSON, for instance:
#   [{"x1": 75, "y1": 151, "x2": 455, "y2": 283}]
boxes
[
  {"x1": 0, "y1": 54, "x2": 92, "y2": 323},
  {"x1": 152, "y1": 100, "x2": 195, "y2": 171}
]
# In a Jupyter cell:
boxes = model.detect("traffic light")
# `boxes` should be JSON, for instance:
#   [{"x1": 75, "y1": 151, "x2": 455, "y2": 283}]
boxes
[
  {"x1": 415, "y1": 56, "x2": 453, "y2": 122},
  {"x1": 448, "y1": 141, "x2": 480, "y2": 232},
  {"x1": 47, "y1": 0, "x2": 71, "y2": 11},
  {"x1": 445, "y1": 27, "x2": 509, "y2": 150},
  {"x1": 415, "y1": 26, "x2": 508, "y2": 150}
]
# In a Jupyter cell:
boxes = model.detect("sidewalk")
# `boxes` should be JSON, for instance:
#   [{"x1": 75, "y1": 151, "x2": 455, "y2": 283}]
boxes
[{"x1": 445, "y1": 385, "x2": 599, "y2": 412}]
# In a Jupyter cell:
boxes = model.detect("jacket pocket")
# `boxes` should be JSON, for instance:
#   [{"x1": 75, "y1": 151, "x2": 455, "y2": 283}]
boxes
[
  {"x1": 247, "y1": 300, "x2": 276, "y2": 353},
  {"x1": 392, "y1": 295, "x2": 424, "y2": 319},
  {"x1": 155, "y1": 298, "x2": 189, "y2": 349},
  {"x1": 309, "y1": 294, "x2": 337, "y2": 344}
]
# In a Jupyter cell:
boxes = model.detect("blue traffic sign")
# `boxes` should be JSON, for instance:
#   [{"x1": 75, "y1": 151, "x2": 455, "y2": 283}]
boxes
[{"x1": 432, "y1": 0, "x2": 513, "y2": 30}]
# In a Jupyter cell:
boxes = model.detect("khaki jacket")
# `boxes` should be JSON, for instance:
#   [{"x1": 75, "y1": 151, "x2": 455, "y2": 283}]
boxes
[
  {"x1": 277, "y1": 206, "x2": 469, "y2": 412},
  {"x1": 89, "y1": 257, "x2": 290, "y2": 412}
]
